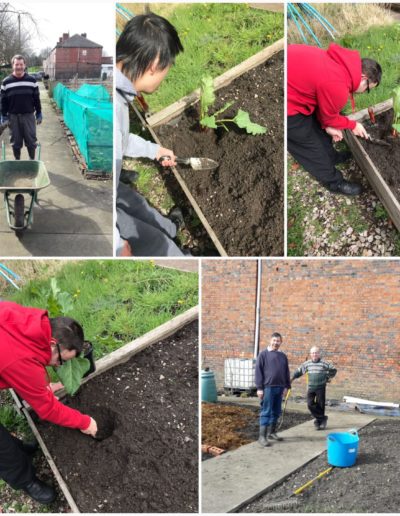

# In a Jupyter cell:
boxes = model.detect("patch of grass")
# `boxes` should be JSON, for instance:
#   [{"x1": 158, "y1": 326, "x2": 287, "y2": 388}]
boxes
[
  {"x1": 340, "y1": 23, "x2": 400, "y2": 112},
  {"x1": 134, "y1": 160, "x2": 175, "y2": 213},
  {"x1": 288, "y1": 3, "x2": 393, "y2": 46},
  {"x1": 287, "y1": 162, "x2": 307, "y2": 256},
  {"x1": 144, "y1": 4, "x2": 283, "y2": 111},
  {"x1": 7, "y1": 260, "x2": 198, "y2": 360},
  {"x1": 374, "y1": 201, "x2": 389, "y2": 221}
]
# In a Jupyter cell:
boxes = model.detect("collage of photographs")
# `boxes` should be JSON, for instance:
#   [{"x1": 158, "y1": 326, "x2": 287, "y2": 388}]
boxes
[{"x1": 0, "y1": 0, "x2": 399, "y2": 514}]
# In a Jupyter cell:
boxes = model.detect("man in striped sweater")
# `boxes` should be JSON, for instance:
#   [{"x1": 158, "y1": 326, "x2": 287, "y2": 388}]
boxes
[
  {"x1": 291, "y1": 346, "x2": 337, "y2": 430},
  {"x1": 1, "y1": 55, "x2": 42, "y2": 160}
]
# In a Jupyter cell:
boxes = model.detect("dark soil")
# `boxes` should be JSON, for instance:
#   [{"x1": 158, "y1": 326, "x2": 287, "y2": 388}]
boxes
[
  {"x1": 202, "y1": 401, "x2": 311, "y2": 460},
  {"x1": 359, "y1": 109, "x2": 400, "y2": 200},
  {"x1": 157, "y1": 51, "x2": 284, "y2": 257},
  {"x1": 37, "y1": 322, "x2": 198, "y2": 513},
  {"x1": 242, "y1": 419, "x2": 400, "y2": 513}
]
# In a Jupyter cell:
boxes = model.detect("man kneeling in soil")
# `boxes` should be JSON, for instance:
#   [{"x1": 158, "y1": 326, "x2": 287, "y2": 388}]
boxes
[
  {"x1": 291, "y1": 346, "x2": 337, "y2": 430},
  {"x1": 116, "y1": 13, "x2": 187, "y2": 256},
  {"x1": 288, "y1": 43, "x2": 382, "y2": 196},
  {"x1": 255, "y1": 333, "x2": 291, "y2": 447},
  {"x1": 0, "y1": 301, "x2": 98, "y2": 505}
]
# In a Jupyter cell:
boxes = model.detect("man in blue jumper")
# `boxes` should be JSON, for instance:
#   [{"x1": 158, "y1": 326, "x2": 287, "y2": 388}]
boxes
[{"x1": 255, "y1": 332, "x2": 291, "y2": 447}]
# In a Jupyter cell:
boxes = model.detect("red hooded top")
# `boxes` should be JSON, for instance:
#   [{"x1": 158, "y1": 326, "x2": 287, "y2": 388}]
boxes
[
  {"x1": 288, "y1": 43, "x2": 362, "y2": 130},
  {"x1": 0, "y1": 301, "x2": 90, "y2": 430}
]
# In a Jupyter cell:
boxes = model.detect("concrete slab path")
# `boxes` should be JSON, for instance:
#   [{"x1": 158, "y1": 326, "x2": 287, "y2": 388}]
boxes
[
  {"x1": 0, "y1": 83, "x2": 113, "y2": 256},
  {"x1": 202, "y1": 410, "x2": 375, "y2": 513}
]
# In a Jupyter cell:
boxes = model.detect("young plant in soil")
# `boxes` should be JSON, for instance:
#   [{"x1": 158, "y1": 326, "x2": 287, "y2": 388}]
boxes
[
  {"x1": 40, "y1": 278, "x2": 90, "y2": 395},
  {"x1": 199, "y1": 75, "x2": 267, "y2": 135},
  {"x1": 392, "y1": 86, "x2": 400, "y2": 137}
]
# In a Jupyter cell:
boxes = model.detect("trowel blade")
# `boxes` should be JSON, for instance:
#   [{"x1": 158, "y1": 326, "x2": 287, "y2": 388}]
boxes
[{"x1": 188, "y1": 157, "x2": 219, "y2": 171}]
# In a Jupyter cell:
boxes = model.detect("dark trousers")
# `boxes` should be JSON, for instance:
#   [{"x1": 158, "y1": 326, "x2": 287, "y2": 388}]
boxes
[
  {"x1": 260, "y1": 386, "x2": 284, "y2": 426},
  {"x1": 116, "y1": 183, "x2": 184, "y2": 257},
  {"x1": 288, "y1": 113, "x2": 343, "y2": 188},
  {"x1": 307, "y1": 386, "x2": 326, "y2": 424},
  {"x1": 9, "y1": 113, "x2": 37, "y2": 154},
  {"x1": 0, "y1": 424, "x2": 35, "y2": 489}
]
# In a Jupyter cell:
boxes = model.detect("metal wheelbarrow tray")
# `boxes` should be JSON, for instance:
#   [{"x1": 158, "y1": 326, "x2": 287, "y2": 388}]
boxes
[{"x1": 0, "y1": 159, "x2": 50, "y2": 235}]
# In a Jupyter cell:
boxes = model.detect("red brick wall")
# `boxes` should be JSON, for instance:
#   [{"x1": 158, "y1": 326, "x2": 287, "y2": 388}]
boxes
[
  {"x1": 54, "y1": 48, "x2": 102, "y2": 79},
  {"x1": 202, "y1": 260, "x2": 400, "y2": 401}
]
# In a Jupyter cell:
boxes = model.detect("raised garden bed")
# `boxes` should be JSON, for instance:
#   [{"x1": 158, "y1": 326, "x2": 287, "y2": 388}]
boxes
[
  {"x1": 345, "y1": 99, "x2": 400, "y2": 231},
  {"x1": 147, "y1": 41, "x2": 284, "y2": 257},
  {"x1": 21, "y1": 311, "x2": 198, "y2": 513},
  {"x1": 242, "y1": 419, "x2": 399, "y2": 513},
  {"x1": 202, "y1": 401, "x2": 311, "y2": 459}
]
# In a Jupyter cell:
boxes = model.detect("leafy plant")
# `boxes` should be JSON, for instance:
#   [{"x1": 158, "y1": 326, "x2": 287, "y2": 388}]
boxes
[
  {"x1": 199, "y1": 75, "x2": 267, "y2": 135},
  {"x1": 392, "y1": 86, "x2": 400, "y2": 133},
  {"x1": 40, "y1": 278, "x2": 90, "y2": 395}
]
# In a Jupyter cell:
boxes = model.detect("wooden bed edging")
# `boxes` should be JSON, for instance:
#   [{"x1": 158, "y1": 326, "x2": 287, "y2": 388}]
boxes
[
  {"x1": 344, "y1": 97, "x2": 400, "y2": 232},
  {"x1": 10, "y1": 307, "x2": 198, "y2": 512},
  {"x1": 9, "y1": 388, "x2": 80, "y2": 513}
]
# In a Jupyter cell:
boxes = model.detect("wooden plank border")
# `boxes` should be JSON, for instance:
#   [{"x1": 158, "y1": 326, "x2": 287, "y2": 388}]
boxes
[
  {"x1": 11, "y1": 308, "x2": 198, "y2": 512},
  {"x1": 9, "y1": 389, "x2": 80, "y2": 513},
  {"x1": 147, "y1": 38, "x2": 284, "y2": 128},
  {"x1": 344, "y1": 98, "x2": 400, "y2": 232}
]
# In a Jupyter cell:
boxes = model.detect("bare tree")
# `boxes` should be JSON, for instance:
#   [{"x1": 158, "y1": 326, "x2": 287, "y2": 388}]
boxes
[{"x1": 0, "y1": 3, "x2": 39, "y2": 65}]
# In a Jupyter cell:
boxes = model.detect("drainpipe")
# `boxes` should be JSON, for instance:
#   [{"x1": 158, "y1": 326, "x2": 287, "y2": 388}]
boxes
[{"x1": 253, "y1": 259, "x2": 262, "y2": 359}]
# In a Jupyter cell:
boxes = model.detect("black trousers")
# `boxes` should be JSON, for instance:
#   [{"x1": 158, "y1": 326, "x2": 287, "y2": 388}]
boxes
[
  {"x1": 0, "y1": 424, "x2": 35, "y2": 489},
  {"x1": 288, "y1": 113, "x2": 343, "y2": 188},
  {"x1": 307, "y1": 386, "x2": 326, "y2": 424}
]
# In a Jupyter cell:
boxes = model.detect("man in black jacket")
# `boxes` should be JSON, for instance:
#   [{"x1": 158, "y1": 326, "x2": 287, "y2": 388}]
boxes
[
  {"x1": 255, "y1": 332, "x2": 291, "y2": 447},
  {"x1": 1, "y1": 55, "x2": 42, "y2": 160}
]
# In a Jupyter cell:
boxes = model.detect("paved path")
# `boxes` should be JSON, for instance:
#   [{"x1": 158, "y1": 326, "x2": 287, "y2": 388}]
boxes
[
  {"x1": 202, "y1": 410, "x2": 375, "y2": 513},
  {"x1": 154, "y1": 259, "x2": 199, "y2": 273},
  {"x1": 0, "y1": 83, "x2": 113, "y2": 256}
]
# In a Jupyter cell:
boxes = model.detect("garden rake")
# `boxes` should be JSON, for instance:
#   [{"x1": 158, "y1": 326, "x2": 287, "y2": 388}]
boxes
[
  {"x1": 288, "y1": 3, "x2": 338, "y2": 47},
  {"x1": 259, "y1": 466, "x2": 334, "y2": 511}
]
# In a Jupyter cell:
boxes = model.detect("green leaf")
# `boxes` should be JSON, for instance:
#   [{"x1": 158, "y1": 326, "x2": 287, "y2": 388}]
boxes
[
  {"x1": 393, "y1": 124, "x2": 400, "y2": 131},
  {"x1": 200, "y1": 76, "x2": 215, "y2": 118},
  {"x1": 56, "y1": 357, "x2": 90, "y2": 395},
  {"x1": 213, "y1": 101, "x2": 234, "y2": 117},
  {"x1": 233, "y1": 109, "x2": 267, "y2": 135},
  {"x1": 200, "y1": 115, "x2": 218, "y2": 129}
]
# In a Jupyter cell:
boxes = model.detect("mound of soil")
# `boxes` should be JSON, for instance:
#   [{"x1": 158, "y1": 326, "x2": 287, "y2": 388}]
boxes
[
  {"x1": 38, "y1": 322, "x2": 198, "y2": 513},
  {"x1": 202, "y1": 401, "x2": 311, "y2": 457},
  {"x1": 359, "y1": 109, "x2": 400, "y2": 200},
  {"x1": 243, "y1": 419, "x2": 400, "y2": 513},
  {"x1": 157, "y1": 51, "x2": 284, "y2": 257}
]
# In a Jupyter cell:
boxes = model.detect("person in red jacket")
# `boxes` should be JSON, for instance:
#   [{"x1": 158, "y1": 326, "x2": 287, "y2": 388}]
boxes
[
  {"x1": 0, "y1": 301, "x2": 98, "y2": 505},
  {"x1": 288, "y1": 43, "x2": 382, "y2": 196}
]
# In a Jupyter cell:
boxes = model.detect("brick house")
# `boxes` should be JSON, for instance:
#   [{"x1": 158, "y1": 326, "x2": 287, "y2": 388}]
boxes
[
  {"x1": 43, "y1": 33, "x2": 103, "y2": 80},
  {"x1": 202, "y1": 260, "x2": 400, "y2": 401}
]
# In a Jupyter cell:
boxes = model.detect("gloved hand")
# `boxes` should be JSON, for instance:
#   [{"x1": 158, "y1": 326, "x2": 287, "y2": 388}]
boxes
[
  {"x1": 36, "y1": 113, "x2": 43, "y2": 125},
  {"x1": 1, "y1": 115, "x2": 9, "y2": 125}
]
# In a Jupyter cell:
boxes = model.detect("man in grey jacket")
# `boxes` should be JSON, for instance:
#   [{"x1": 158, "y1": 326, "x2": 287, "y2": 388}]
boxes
[{"x1": 116, "y1": 13, "x2": 185, "y2": 256}]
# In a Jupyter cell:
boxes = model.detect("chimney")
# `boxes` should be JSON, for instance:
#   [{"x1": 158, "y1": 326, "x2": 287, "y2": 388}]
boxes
[
  {"x1": 81, "y1": 33, "x2": 87, "y2": 38},
  {"x1": 58, "y1": 37, "x2": 62, "y2": 44},
  {"x1": 62, "y1": 32, "x2": 69, "y2": 42}
]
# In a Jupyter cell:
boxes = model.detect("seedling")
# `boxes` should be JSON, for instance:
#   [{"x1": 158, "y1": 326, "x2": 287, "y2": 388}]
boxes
[
  {"x1": 37, "y1": 278, "x2": 90, "y2": 395},
  {"x1": 199, "y1": 75, "x2": 266, "y2": 135},
  {"x1": 392, "y1": 86, "x2": 400, "y2": 136}
]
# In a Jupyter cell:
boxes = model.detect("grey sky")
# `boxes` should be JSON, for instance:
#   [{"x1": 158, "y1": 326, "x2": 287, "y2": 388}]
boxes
[{"x1": 11, "y1": 2, "x2": 115, "y2": 56}]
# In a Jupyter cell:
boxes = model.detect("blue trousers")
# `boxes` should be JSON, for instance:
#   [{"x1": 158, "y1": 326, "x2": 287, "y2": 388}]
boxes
[{"x1": 260, "y1": 386, "x2": 284, "y2": 426}]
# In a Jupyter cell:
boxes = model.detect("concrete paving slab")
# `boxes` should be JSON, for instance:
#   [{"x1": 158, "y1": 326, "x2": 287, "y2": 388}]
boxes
[
  {"x1": 154, "y1": 259, "x2": 199, "y2": 273},
  {"x1": 0, "y1": 83, "x2": 112, "y2": 256},
  {"x1": 202, "y1": 411, "x2": 375, "y2": 513}
]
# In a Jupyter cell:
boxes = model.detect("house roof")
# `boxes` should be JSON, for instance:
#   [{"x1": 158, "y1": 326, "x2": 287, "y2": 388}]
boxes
[{"x1": 57, "y1": 34, "x2": 102, "y2": 48}]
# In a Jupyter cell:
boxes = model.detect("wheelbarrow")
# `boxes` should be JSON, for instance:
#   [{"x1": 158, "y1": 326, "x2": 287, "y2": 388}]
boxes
[{"x1": 0, "y1": 143, "x2": 50, "y2": 237}]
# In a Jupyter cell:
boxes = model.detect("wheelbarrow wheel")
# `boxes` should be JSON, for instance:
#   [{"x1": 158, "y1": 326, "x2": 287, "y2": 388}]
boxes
[{"x1": 14, "y1": 194, "x2": 25, "y2": 231}]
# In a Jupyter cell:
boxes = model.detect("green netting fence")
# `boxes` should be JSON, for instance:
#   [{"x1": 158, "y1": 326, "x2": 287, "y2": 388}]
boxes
[{"x1": 53, "y1": 83, "x2": 112, "y2": 173}]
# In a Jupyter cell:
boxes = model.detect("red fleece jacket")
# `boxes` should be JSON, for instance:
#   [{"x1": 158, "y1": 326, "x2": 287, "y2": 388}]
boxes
[
  {"x1": 288, "y1": 43, "x2": 361, "y2": 130},
  {"x1": 0, "y1": 301, "x2": 90, "y2": 430}
]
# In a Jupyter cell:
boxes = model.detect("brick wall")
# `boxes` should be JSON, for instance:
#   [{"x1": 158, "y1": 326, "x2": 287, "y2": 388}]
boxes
[
  {"x1": 52, "y1": 48, "x2": 102, "y2": 79},
  {"x1": 202, "y1": 259, "x2": 400, "y2": 401}
]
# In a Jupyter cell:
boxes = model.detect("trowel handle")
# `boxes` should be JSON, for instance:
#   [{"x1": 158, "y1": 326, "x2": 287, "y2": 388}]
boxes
[{"x1": 159, "y1": 155, "x2": 188, "y2": 166}]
